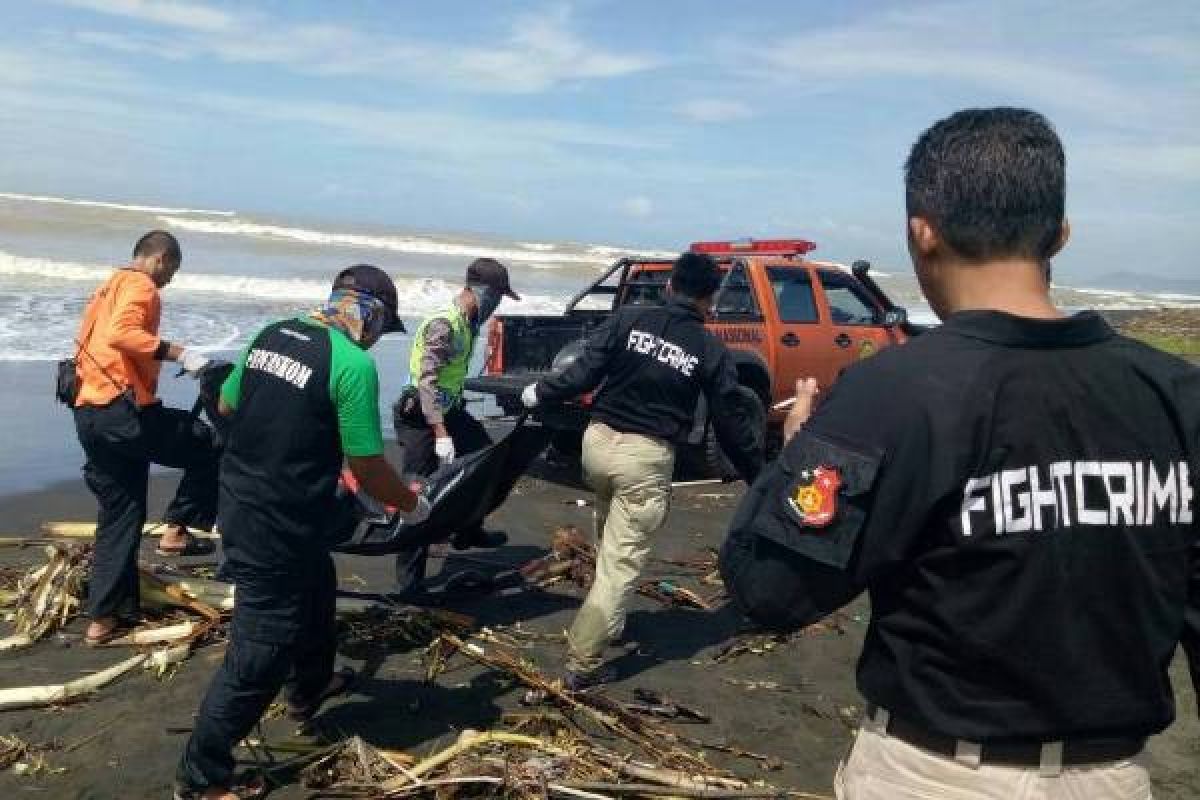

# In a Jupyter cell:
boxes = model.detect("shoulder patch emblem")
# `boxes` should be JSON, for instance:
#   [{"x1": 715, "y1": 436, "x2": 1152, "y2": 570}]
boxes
[{"x1": 787, "y1": 466, "x2": 842, "y2": 528}]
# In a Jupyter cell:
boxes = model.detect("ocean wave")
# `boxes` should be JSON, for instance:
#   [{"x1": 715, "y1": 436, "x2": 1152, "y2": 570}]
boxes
[
  {"x1": 0, "y1": 191, "x2": 234, "y2": 217},
  {"x1": 1055, "y1": 285, "x2": 1200, "y2": 308},
  {"x1": 0, "y1": 249, "x2": 571, "y2": 362},
  {"x1": 157, "y1": 215, "x2": 675, "y2": 267},
  {"x1": 0, "y1": 249, "x2": 566, "y2": 312}
]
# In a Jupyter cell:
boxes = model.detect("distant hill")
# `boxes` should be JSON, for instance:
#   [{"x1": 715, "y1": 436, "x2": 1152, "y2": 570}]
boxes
[{"x1": 1060, "y1": 271, "x2": 1200, "y2": 295}]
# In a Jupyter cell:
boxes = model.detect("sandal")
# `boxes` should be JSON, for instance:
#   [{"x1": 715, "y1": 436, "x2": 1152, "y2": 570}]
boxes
[
  {"x1": 173, "y1": 774, "x2": 266, "y2": 799},
  {"x1": 156, "y1": 532, "x2": 217, "y2": 557},
  {"x1": 84, "y1": 620, "x2": 130, "y2": 647},
  {"x1": 286, "y1": 666, "x2": 357, "y2": 721}
]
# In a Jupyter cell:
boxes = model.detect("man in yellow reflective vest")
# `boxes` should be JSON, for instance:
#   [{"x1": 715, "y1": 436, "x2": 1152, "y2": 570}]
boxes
[{"x1": 391, "y1": 258, "x2": 520, "y2": 601}]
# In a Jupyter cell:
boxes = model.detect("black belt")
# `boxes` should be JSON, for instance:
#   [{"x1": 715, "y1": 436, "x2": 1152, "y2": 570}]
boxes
[{"x1": 864, "y1": 703, "x2": 1145, "y2": 768}]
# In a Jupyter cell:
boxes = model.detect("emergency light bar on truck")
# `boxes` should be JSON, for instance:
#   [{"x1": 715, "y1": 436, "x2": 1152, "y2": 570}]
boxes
[{"x1": 690, "y1": 238, "x2": 817, "y2": 256}]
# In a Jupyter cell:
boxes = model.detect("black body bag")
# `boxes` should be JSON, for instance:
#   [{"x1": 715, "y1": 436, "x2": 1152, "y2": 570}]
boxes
[
  {"x1": 190, "y1": 360, "x2": 235, "y2": 445},
  {"x1": 334, "y1": 416, "x2": 551, "y2": 555}
]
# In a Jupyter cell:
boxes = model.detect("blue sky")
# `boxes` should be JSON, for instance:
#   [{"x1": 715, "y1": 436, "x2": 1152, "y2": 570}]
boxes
[{"x1": 0, "y1": 1, "x2": 1196, "y2": 278}]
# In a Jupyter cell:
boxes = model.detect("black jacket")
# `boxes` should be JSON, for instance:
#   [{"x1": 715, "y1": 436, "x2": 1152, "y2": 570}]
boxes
[
  {"x1": 536, "y1": 298, "x2": 763, "y2": 482},
  {"x1": 721, "y1": 310, "x2": 1200, "y2": 742}
]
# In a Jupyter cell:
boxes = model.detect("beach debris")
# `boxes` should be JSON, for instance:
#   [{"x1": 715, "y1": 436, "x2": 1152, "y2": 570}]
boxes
[
  {"x1": 622, "y1": 688, "x2": 711, "y2": 723},
  {"x1": 40, "y1": 521, "x2": 221, "y2": 540},
  {"x1": 705, "y1": 617, "x2": 848, "y2": 664},
  {"x1": 517, "y1": 526, "x2": 595, "y2": 589},
  {"x1": 670, "y1": 479, "x2": 727, "y2": 489},
  {"x1": 434, "y1": 632, "x2": 757, "y2": 777},
  {"x1": 1, "y1": 733, "x2": 62, "y2": 776},
  {"x1": 139, "y1": 569, "x2": 226, "y2": 620},
  {"x1": 476, "y1": 622, "x2": 567, "y2": 649},
  {"x1": 636, "y1": 580, "x2": 716, "y2": 610},
  {"x1": 104, "y1": 620, "x2": 202, "y2": 648},
  {"x1": 721, "y1": 678, "x2": 807, "y2": 694},
  {"x1": 0, "y1": 644, "x2": 195, "y2": 712},
  {"x1": 299, "y1": 722, "x2": 795, "y2": 800},
  {"x1": 139, "y1": 569, "x2": 384, "y2": 620},
  {"x1": 0, "y1": 544, "x2": 88, "y2": 651},
  {"x1": 0, "y1": 565, "x2": 23, "y2": 590},
  {"x1": 519, "y1": 529, "x2": 721, "y2": 610},
  {"x1": 0, "y1": 538, "x2": 71, "y2": 549},
  {"x1": 337, "y1": 606, "x2": 474, "y2": 661},
  {"x1": 0, "y1": 652, "x2": 148, "y2": 711}
]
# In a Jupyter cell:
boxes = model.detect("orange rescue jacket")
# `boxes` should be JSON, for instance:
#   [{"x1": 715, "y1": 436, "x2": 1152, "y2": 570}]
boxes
[{"x1": 74, "y1": 269, "x2": 165, "y2": 409}]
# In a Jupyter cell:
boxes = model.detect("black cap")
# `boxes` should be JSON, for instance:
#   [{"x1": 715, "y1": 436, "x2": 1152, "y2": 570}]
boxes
[
  {"x1": 465, "y1": 257, "x2": 520, "y2": 301},
  {"x1": 332, "y1": 264, "x2": 406, "y2": 333}
]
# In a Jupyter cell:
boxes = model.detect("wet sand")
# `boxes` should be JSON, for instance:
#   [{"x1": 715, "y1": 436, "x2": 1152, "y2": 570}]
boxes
[{"x1": 0, "y1": 448, "x2": 1196, "y2": 799}]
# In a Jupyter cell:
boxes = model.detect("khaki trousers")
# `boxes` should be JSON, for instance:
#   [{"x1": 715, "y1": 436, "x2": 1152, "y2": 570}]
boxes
[
  {"x1": 834, "y1": 714, "x2": 1154, "y2": 800},
  {"x1": 567, "y1": 422, "x2": 674, "y2": 673}
]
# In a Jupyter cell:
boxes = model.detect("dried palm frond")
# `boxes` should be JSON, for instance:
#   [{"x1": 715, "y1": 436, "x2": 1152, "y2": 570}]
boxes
[{"x1": 0, "y1": 544, "x2": 88, "y2": 650}]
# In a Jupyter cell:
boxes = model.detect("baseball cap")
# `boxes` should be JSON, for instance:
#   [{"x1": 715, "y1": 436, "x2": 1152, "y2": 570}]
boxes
[
  {"x1": 465, "y1": 258, "x2": 520, "y2": 301},
  {"x1": 332, "y1": 264, "x2": 406, "y2": 333}
]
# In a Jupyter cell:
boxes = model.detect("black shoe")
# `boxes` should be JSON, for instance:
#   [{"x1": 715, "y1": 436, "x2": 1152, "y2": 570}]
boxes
[
  {"x1": 451, "y1": 529, "x2": 508, "y2": 550},
  {"x1": 563, "y1": 664, "x2": 618, "y2": 691}
]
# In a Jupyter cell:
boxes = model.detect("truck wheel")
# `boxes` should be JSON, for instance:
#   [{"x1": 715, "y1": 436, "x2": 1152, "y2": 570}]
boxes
[{"x1": 681, "y1": 386, "x2": 765, "y2": 481}]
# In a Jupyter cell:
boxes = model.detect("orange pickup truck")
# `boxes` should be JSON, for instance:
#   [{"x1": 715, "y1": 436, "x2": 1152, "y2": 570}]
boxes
[{"x1": 465, "y1": 238, "x2": 917, "y2": 476}]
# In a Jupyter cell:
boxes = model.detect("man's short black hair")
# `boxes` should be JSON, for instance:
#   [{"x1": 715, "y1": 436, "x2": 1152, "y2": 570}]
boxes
[
  {"x1": 132, "y1": 230, "x2": 181, "y2": 265},
  {"x1": 670, "y1": 252, "x2": 722, "y2": 299},
  {"x1": 905, "y1": 107, "x2": 1065, "y2": 262}
]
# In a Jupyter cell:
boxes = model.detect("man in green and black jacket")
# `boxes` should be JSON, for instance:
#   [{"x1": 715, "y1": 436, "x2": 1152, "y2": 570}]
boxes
[{"x1": 175, "y1": 265, "x2": 429, "y2": 800}]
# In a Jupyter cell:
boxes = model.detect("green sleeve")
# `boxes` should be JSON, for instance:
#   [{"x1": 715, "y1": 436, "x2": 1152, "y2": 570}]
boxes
[
  {"x1": 220, "y1": 345, "x2": 250, "y2": 410},
  {"x1": 329, "y1": 331, "x2": 385, "y2": 457}
]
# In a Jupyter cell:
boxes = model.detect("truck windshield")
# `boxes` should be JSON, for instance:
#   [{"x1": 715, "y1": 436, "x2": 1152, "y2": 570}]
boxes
[{"x1": 768, "y1": 267, "x2": 818, "y2": 323}]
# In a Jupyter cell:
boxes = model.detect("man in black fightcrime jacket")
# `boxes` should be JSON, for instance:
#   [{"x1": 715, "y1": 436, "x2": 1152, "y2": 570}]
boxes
[
  {"x1": 721, "y1": 108, "x2": 1199, "y2": 798},
  {"x1": 524, "y1": 252, "x2": 763, "y2": 687}
]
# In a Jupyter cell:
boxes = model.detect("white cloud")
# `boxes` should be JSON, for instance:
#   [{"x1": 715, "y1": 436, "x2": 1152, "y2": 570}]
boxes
[
  {"x1": 1076, "y1": 143, "x2": 1200, "y2": 182},
  {"x1": 622, "y1": 196, "x2": 653, "y2": 218},
  {"x1": 751, "y1": 28, "x2": 1134, "y2": 121},
  {"x1": 675, "y1": 99, "x2": 753, "y2": 123},
  {"x1": 57, "y1": 0, "x2": 234, "y2": 33},
  {"x1": 733, "y1": 2, "x2": 1195, "y2": 132},
  {"x1": 58, "y1": 2, "x2": 657, "y2": 94},
  {"x1": 194, "y1": 93, "x2": 663, "y2": 160}
]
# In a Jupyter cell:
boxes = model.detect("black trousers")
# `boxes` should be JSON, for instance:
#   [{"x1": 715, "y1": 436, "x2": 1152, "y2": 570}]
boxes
[
  {"x1": 176, "y1": 556, "x2": 337, "y2": 792},
  {"x1": 74, "y1": 401, "x2": 219, "y2": 619},
  {"x1": 393, "y1": 406, "x2": 492, "y2": 593}
]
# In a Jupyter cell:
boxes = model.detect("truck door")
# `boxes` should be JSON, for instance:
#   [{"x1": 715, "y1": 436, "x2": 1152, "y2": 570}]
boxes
[
  {"x1": 764, "y1": 266, "x2": 837, "y2": 396},
  {"x1": 709, "y1": 261, "x2": 770, "y2": 365},
  {"x1": 815, "y1": 269, "x2": 897, "y2": 378}
]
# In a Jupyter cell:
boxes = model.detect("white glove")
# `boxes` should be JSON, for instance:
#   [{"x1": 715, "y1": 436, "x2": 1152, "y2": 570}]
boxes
[
  {"x1": 399, "y1": 494, "x2": 432, "y2": 526},
  {"x1": 521, "y1": 383, "x2": 539, "y2": 409},
  {"x1": 434, "y1": 436, "x2": 455, "y2": 465},
  {"x1": 178, "y1": 348, "x2": 210, "y2": 376}
]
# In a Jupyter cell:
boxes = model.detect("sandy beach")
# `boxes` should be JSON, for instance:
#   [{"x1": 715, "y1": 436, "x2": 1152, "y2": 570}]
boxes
[{"x1": 0, "y1": 438, "x2": 1197, "y2": 799}]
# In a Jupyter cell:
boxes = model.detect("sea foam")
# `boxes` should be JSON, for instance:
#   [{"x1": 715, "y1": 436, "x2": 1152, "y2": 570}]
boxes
[
  {"x1": 157, "y1": 215, "x2": 674, "y2": 267},
  {"x1": 0, "y1": 191, "x2": 234, "y2": 217},
  {"x1": 0, "y1": 249, "x2": 569, "y2": 315}
]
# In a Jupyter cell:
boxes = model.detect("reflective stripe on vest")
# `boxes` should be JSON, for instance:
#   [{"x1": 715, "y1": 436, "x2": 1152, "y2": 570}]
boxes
[{"x1": 408, "y1": 305, "x2": 474, "y2": 411}]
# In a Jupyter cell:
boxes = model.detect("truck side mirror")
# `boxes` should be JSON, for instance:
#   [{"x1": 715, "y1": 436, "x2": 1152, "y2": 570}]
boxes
[{"x1": 881, "y1": 308, "x2": 907, "y2": 327}]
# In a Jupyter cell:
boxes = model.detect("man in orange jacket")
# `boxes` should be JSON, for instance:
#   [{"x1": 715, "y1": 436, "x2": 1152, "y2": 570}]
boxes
[{"x1": 72, "y1": 230, "x2": 220, "y2": 646}]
